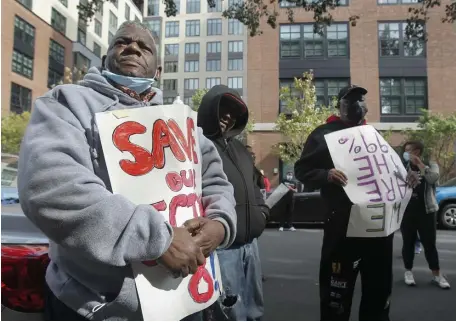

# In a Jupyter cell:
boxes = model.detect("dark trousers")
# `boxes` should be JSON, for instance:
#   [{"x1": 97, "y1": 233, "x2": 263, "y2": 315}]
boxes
[
  {"x1": 44, "y1": 285, "x2": 88, "y2": 321},
  {"x1": 280, "y1": 190, "x2": 295, "y2": 227},
  {"x1": 401, "y1": 201, "x2": 439, "y2": 271},
  {"x1": 319, "y1": 216, "x2": 393, "y2": 321}
]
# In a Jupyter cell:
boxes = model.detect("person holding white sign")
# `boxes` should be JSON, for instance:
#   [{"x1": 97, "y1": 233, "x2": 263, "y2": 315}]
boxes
[
  {"x1": 294, "y1": 85, "x2": 394, "y2": 320},
  {"x1": 197, "y1": 85, "x2": 269, "y2": 321},
  {"x1": 17, "y1": 21, "x2": 237, "y2": 321},
  {"x1": 400, "y1": 141, "x2": 450, "y2": 289}
]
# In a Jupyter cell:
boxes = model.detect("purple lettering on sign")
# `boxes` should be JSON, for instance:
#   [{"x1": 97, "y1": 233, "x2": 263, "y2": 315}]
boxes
[
  {"x1": 373, "y1": 153, "x2": 390, "y2": 175},
  {"x1": 381, "y1": 177, "x2": 396, "y2": 201},
  {"x1": 395, "y1": 175, "x2": 408, "y2": 199},
  {"x1": 360, "y1": 132, "x2": 378, "y2": 153},
  {"x1": 366, "y1": 203, "x2": 386, "y2": 233},
  {"x1": 376, "y1": 133, "x2": 389, "y2": 153},
  {"x1": 358, "y1": 179, "x2": 382, "y2": 202},
  {"x1": 354, "y1": 155, "x2": 375, "y2": 181}
]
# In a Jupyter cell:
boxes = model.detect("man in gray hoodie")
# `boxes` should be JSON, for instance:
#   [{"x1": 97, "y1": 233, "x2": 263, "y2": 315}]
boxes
[{"x1": 17, "y1": 21, "x2": 237, "y2": 321}]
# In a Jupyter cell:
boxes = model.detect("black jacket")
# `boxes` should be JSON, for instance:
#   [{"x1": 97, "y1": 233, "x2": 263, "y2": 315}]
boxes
[
  {"x1": 294, "y1": 117, "x2": 354, "y2": 214},
  {"x1": 197, "y1": 85, "x2": 269, "y2": 245}
]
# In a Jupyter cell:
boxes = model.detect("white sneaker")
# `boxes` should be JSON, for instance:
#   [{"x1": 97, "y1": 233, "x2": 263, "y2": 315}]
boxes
[
  {"x1": 432, "y1": 274, "x2": 451, "y2": 289},
  {"x1": 404, "y1": 271, "x2": 416, "y2": 286},
  {"x1": 279, "y1": 227, "x2": 284, "y2": 232},
  {"x1": 288, "y1": 226, "x2": 297, "y2": 231}
]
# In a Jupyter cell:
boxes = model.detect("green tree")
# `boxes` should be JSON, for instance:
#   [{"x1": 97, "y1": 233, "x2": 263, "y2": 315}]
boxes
[
  {"x1": 78, "y1": 0, "x2": 455, "y2": 38},
  {"x1": 1, "y1": 112, "x2": 31, "y2": 154},
  {"x1": 402, "y1": 109, "x2": 456, "y2": 183},
  {"x1": 191, "y1": 88, "x2": 255, "y2": 141},
  {"x1": 274, "y1": 71, "x2": 333, "y2": 164}
]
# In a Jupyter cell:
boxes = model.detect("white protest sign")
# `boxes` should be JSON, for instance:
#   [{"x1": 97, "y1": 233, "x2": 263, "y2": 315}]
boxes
[
  {"x1": 265, "y1": 184, "x2": 290, "y2": 209},
  {"x1": 324, "y1": 125, "x2": 412, "y2": 237},
  {"x1": 96, "y1": 105, "x2": 222, "y2": 321}
]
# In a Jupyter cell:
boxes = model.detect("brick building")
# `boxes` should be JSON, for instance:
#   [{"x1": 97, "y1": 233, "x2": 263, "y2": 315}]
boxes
[
  {"x1": 247, "y1": 0, "x2": 456, "y2": 187},
  {"x1": 1, "y1": 0, "x2": 73, "y2": 116}
]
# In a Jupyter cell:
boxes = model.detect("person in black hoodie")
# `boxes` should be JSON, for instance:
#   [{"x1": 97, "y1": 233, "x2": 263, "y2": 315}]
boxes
[
  {"x1": 294, "y1": 85, "x2": 394, "y2": 321},
  {"x1": 197, "y1": 85, "x2": 269, "y2": 321}
]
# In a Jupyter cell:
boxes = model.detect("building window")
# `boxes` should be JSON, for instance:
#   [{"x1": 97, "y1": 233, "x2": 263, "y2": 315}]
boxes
[
  {"x1": 185, "y1": 42, "x2": 200, "y2": 54},
  {"x1": 186, "y1": 0, "x2": 200, "y2": 13},
  {"x1": 228, "y1": 19, "x2": 243, "y2": 35},
  {"x1": 183, "y1": 97, "x2": 192, "y2": 106},
  {"x1": 78, "y1": 28, "x2": 87, "y2": 45},
  {"x1": 206, "y1": 77, "x2": 221, "y2": 88},
  {"x1": 281, "y1": 0, "x2": 348, "y2": 7},
  {"x1": 148, "y1": 0, "x2": 159, "y2": 15},
  {"x1": 279, "y1": 23, "x2": 348, "y2": 59},
  {"x1": 74, "y1": 52, "x2": 90, "y2": 72},
  {"x1": 96, "y1": 1, "x2": 103, "y2": 15},
  {"x1": 93, "y1": 42, "x2": 101, "y2": 57},
  {"x1": 48, "y1": 69, "x2": 63, "y2": 88},
  {"x1": 109, "y1": 11, "x2": 118, "y2": 29},
  {"x1": 165, "y1": 21, "x2": 179, "y2": 37},
  {"x1": 12, "y1": 50, "x2": 33, "y2": 79},
  {"x1": 164, "y1": 61, "x2": 178, "y2": 73},
  {"x1": 184, "y1": 78, "x2": 199, "y2": 90},
  {"x1": 207, "y1": 19, "x2": 222, "y2": 36},
  {"x1": 207, "y1": 41, "x2": 221, "y2": 54},
  {"x1": 174, "y1": 0, "x2": 181, "y2": 14},
  {"x1": 228, "y1": 58, "x2": 243, "y2": 71},
  {"x1": 380, "y1": 78, "x2": 427, "y2": 115},
  {"x1": 165, "y1": 43, "x2": 179, "y2": 55},
  {"x1": 164, "y1": 97, "x2": 174, "y2": 104},
  {"x1": 49, "y1": 39, "x2": 65, "y2": 64},
  {"x1": 228, "y1": 40, "x2": 243, "y2": 53},
  {"x1": 208, "y1": 0, "x2": 222, "y2": 12},
  {"x1": 10, "y1": 83, "x2": 32, "y2": 114},
  {"x1": 125, "y1": 4, "x2": 130, "y2": 20},
  {"x1": 17, "y1": 0, "x2": 33, "y2": 9},
  {"x1": 378, "y1": 22, "x2": 425, "y2": 57},
  {"x1": 228, "y1": 77, "x2": 243, "y2": 89},
  {"x1": 280, "y1": 78, "x2": 349, "y2": 112},
  {"x1": 206, "y1": 59, "x2": 221, "y2": 71},
  {"x1": 108, "y1": 32, "x2": 115, "y2": 44},
  {"x1": 228, "y1": 0, "x2": 242, "y2": 6},
  {"x1": 14, "y1": 16, "x2": 35, "y2": 48},
  {"x1": 58, "y1": 0, "x2": 67, "y2": 6},
  {"x1": 145, "y1": 20, "x2": 161, "y2": 39},
  {"x1": 378, "y1": 0, "x2": 420, "y2": 4},
  {"x1": 112, "y1": 0, "x2": 118, "y2": 8},
  {"x1": 134, "y1": 16, "x2": 141, "y2": 22},
  {"x1": 94, "y1": 19, "x2": 102, "y2": 37},
  {"x1": 185, "y1": 60, "x2": 199, "y2": 72},
  {"x1": 51, "y1": 8, "x2": 66, "y2": 34},
  {"x1": 186, "y1": 20, "x2": 200, "y2": 37},
  {"x1": 164, "y1": 79, "x2": 178, "y2": 91}
]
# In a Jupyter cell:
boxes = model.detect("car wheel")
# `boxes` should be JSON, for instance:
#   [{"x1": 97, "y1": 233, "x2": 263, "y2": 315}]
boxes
[{"x1": 439, "y1": 203, "x2": 456, "y2": 230}]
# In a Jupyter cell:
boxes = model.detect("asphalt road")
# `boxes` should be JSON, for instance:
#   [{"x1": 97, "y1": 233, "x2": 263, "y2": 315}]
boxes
[{"x1": 259, "y1": 228, "x2": 456, "y2": 321}]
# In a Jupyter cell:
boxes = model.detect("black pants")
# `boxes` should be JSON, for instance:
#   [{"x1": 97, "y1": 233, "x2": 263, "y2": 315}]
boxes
[
  {"x1": 320, "y1": 214, "x2": 393, "y2": 321},
  {"x1": 401, "y1": 201, "x2": 439, "y2": 271},
  {"x1": 280, "y1": 190, "x2": 295, "y2": 227},
  {"x1": 44, "y1": 284, "x2": 88, "y2": 321}
]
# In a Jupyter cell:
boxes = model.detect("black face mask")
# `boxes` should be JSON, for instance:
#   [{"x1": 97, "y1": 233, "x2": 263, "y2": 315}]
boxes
[{"x1": 339, "y1": 96, "x2": 367, "y2": 125}]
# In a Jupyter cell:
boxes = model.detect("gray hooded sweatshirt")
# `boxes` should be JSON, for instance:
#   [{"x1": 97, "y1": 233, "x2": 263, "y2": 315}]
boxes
[{"x1": 17, "y1": 67, "x2": 237, "y2": 320}]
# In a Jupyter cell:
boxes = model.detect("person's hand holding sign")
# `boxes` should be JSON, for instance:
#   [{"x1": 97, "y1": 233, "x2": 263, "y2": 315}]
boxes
[
  {"x1": 328, "y1": 169, "x2": 348, "y2": 186},
  {"x1": 158, "y1": 227, "x2": 206, "y2": 278},
  {"x1": 184, "y1": 218, "x2": 226, "y2": 257}
]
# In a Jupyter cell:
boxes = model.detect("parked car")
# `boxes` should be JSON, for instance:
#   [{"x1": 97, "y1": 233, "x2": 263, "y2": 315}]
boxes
[
  {"x1": 436, "y1": 177, "x2": 456, "y2": 230},
  {"x1": 1, "y1": 154, "x2": 48, "y2": 320},
  {"x1": 267, "y1": 189, "x2": 327, "y2": 225}
]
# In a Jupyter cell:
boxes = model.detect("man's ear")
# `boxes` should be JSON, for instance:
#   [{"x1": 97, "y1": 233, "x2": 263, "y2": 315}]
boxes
[{"x1": 101, "y1": 55, "x2": 107, "y2": 69}]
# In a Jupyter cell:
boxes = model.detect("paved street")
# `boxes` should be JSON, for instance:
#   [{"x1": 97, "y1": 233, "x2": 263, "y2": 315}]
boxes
[{"x1": 259, "y1": 228, "x2": 456, "y2": 321}]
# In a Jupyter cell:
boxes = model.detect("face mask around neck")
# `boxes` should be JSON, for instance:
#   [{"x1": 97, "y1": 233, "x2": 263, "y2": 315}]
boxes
[{"x1": 102, "y1": 70, "x2": 156, "y2": 94}]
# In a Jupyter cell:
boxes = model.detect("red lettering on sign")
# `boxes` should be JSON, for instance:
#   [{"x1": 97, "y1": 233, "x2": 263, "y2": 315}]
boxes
[
  {"x1": 165, "y1": 172, "x2": 183, "y2": 192},
  {"x1": 188, "y1": 260, "x2": 214, "y2": 303},
  {"x1": 180, "y1": 169, "x2": 195, "y2": 188},
  {"x1": 112, "y1": 121, "x2": 154, "y2": 176}
]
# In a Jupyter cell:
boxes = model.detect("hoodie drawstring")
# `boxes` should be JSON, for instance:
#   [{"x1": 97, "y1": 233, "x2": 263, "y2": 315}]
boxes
[{"x1": 89, "y1": 95, "x2": 120, "y2": 162}]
